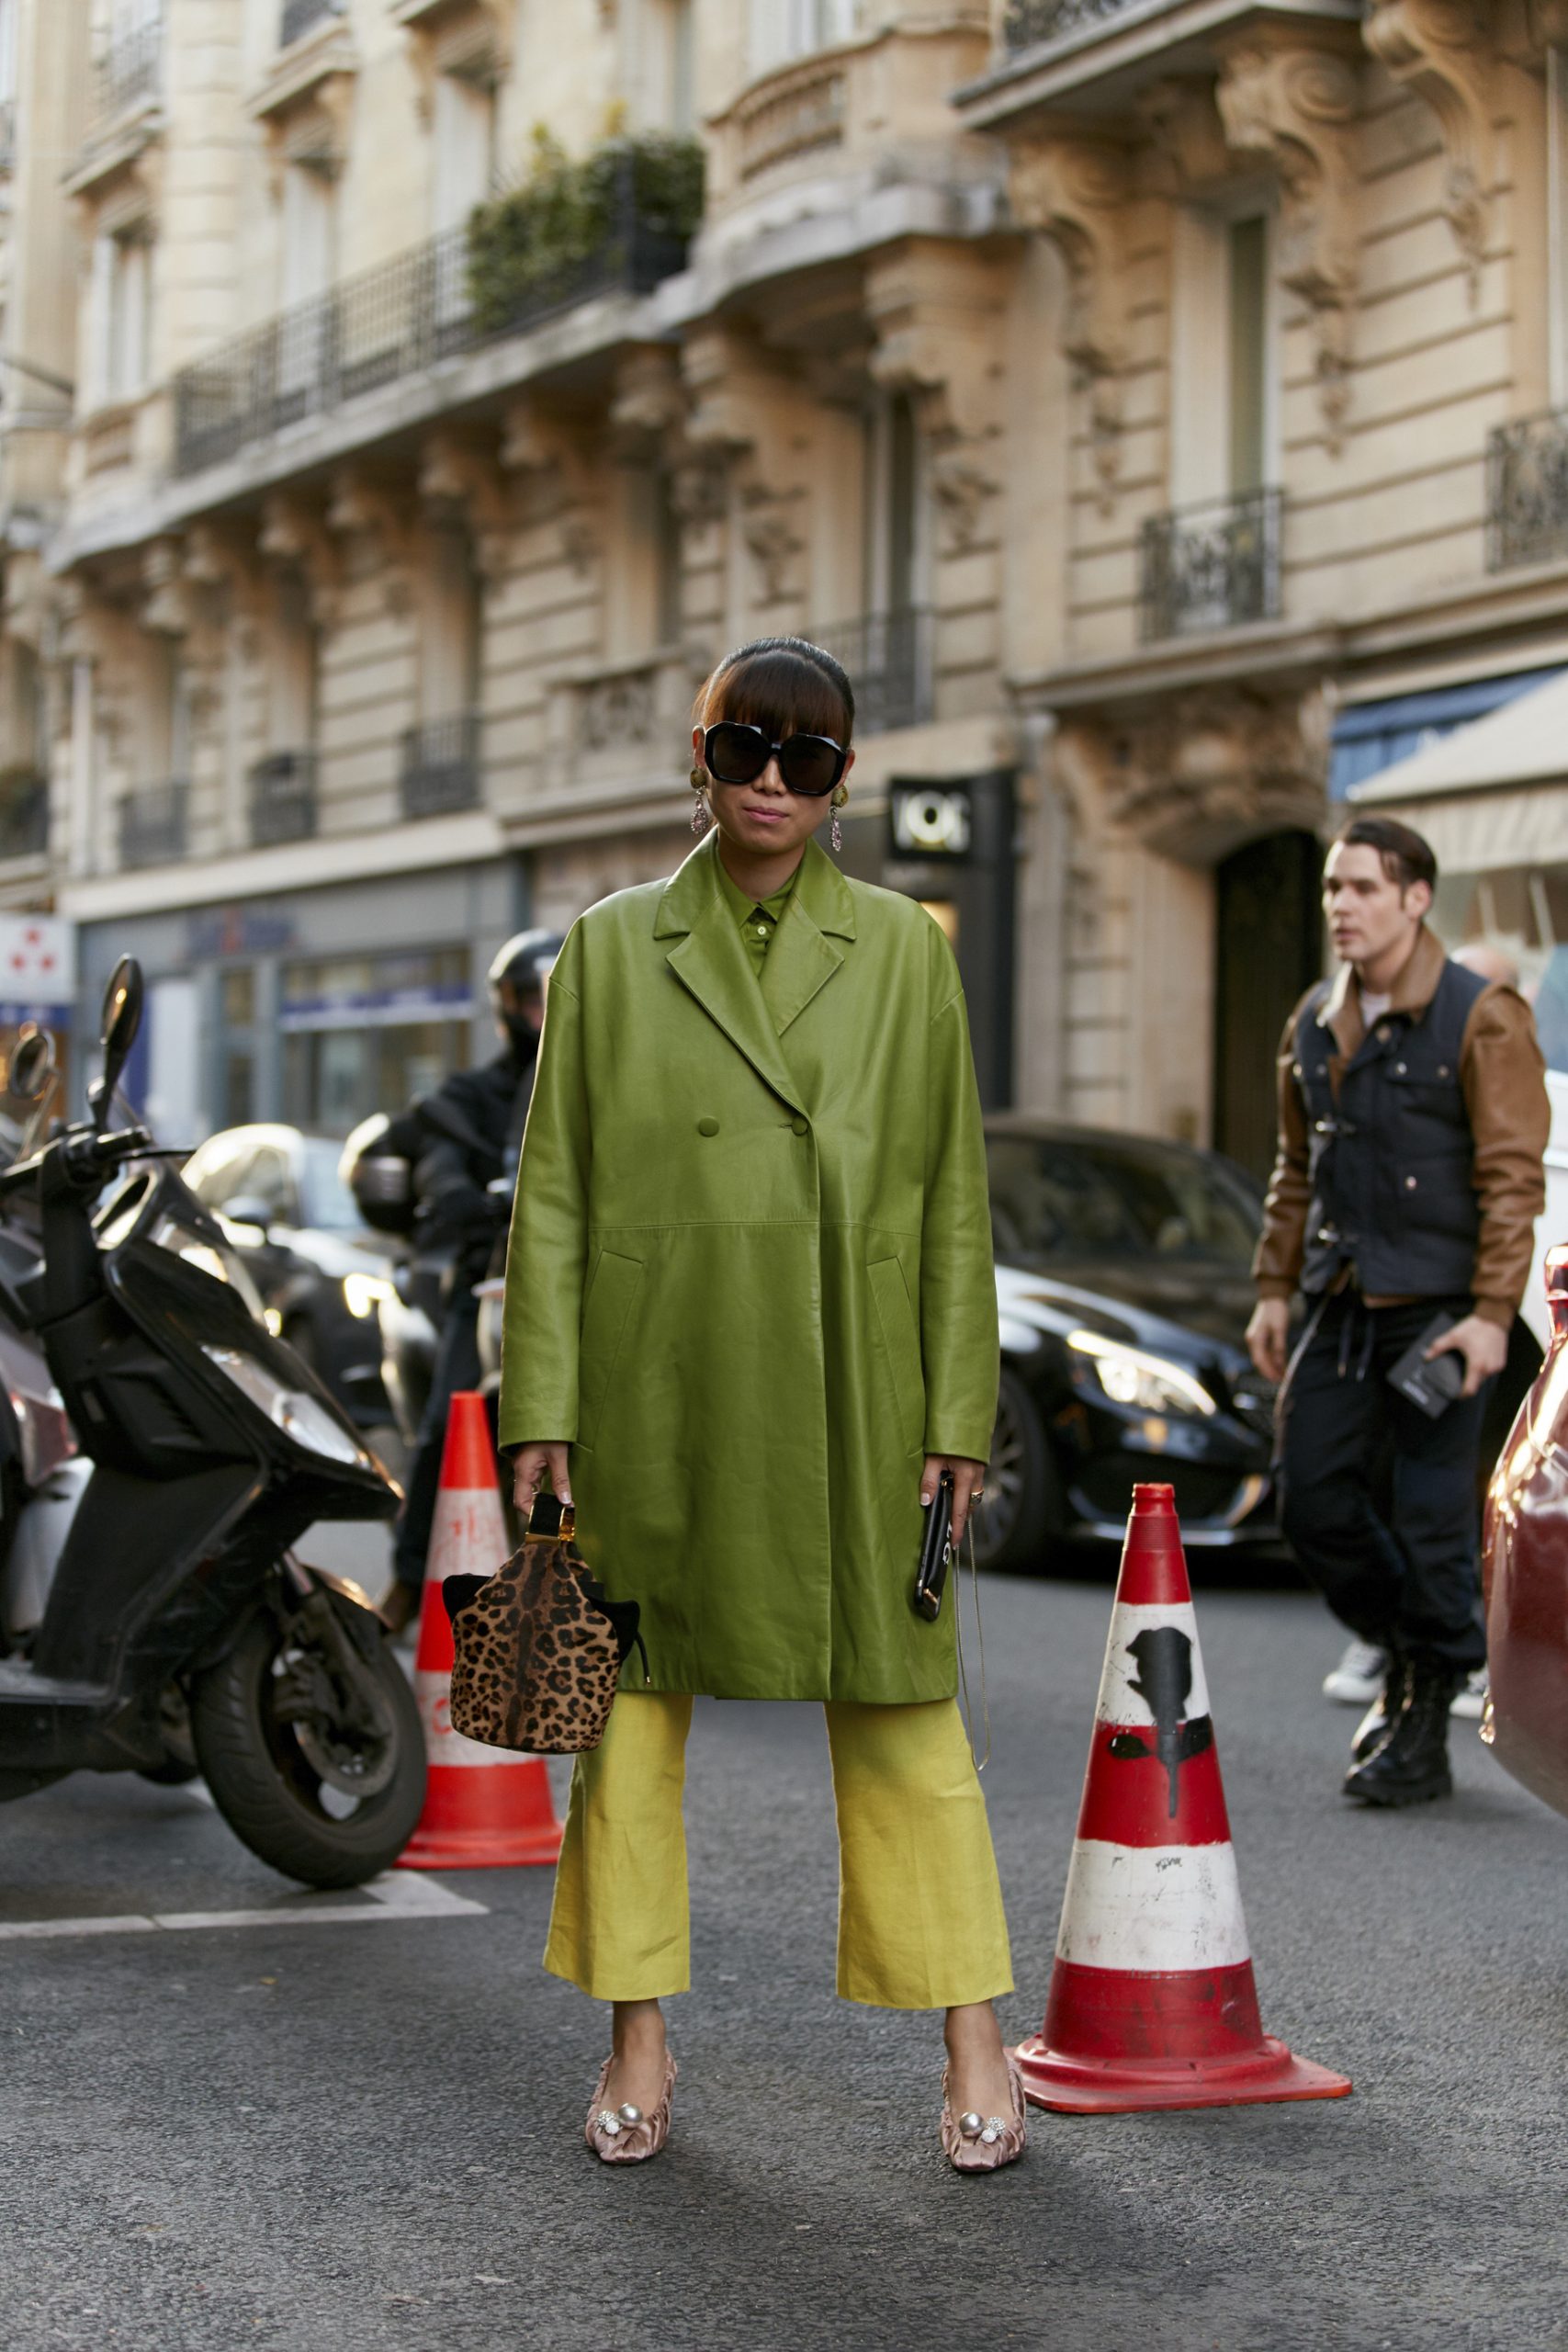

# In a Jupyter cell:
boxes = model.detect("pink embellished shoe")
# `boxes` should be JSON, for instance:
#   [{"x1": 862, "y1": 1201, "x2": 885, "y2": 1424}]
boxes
[
  {"x1": 584, "y1": 2050, "x2": 677, "y2": 2165},
  {"x1": 940, "y1": 2052, "x2": 1027, "y2": 2174}
]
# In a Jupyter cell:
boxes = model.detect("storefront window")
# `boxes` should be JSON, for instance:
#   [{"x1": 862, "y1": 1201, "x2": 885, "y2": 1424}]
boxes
[
  {"x1": 278, "y1": 948, "x2": 473, "y2": 1136},
  {"x1": 1434, "y1": 865, "x2": 1568, "y2": 1074}
]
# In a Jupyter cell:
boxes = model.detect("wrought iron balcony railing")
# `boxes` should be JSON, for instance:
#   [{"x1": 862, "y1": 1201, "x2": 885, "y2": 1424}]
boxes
[
  {"x1": 0, "y1": 776, "x2": 48, "y2": 862},
  {"x1": 806, "y1": 606, "x2": 933, "y2": 737},
  {"x1": 118, "y1": 780, "x2": 188, "y2": 870},
  {"x1": 1140, "y1": 488, "x2": 1282, "y2": 640},
  {"x1": 90, "y1": 15, "x2": 163, "y2": 125},
  {"x1": 172, "y1": 159, "x2": 693, "y2": 479},
  {"x1": 1487, "y1": 411, "x2": 1568, "y2": 571},
  {"x1": 248, "y1": 750, "x2": 318, "y2": 846},
  {"x1": 1004, "y1": 0, "x2": 1141, "y2": 51},
  {"x1": 400, "y1": 713, "x2": 480, "y2": 820}
]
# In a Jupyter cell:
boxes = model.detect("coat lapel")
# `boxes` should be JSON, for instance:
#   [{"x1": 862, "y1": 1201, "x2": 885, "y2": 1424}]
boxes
[
  {"x1": 761, "y1": 837, "x2": 855, "y2": 1037},
  {"x1": 655, "y1": 833, "x2": 808, "y2": 1114}
]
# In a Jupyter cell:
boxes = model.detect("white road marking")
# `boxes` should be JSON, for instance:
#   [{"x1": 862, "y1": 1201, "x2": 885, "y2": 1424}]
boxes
[{"x1": 0, "y1": 1870, "x2": 487, "y2": 1944}]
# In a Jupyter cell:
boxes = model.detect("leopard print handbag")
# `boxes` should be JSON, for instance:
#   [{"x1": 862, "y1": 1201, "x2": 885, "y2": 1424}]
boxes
[{"x1": 441, "y1": 1501, "x2": 648, "y2": 1755}]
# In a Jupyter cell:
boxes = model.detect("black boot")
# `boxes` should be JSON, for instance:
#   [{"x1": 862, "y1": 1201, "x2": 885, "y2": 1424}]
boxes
[
  {"x1": 1343, "y1": 1663, "x2": 1461, "y2": 1807},
  {"x1": 1349, "y1": 1652, "x2": 1411, "y2": 1764}
]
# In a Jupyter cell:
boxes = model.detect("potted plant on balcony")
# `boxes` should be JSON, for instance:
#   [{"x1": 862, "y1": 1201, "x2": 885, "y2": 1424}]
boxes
[{"x1": 466, "y1": 124, "x2": 704, "y2": 337}]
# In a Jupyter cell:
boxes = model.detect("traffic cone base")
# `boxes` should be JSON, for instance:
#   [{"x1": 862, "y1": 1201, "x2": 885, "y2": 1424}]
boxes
[
  {"x1": 1014, "y1": 1483, "x2": 1350, "y2": 2114},
  {"x1": 396, "y1": 1392, "x2": 563, "y2": 1871}
]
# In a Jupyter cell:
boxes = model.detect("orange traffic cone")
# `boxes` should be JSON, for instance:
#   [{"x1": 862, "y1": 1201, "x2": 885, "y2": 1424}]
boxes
[
  {"x1": 1013, "y1": 1483, "x2": 1350, "y2": 2113},
  {"x1": 396, "y1": 1391, "x2": 564, "y2": 1870}
]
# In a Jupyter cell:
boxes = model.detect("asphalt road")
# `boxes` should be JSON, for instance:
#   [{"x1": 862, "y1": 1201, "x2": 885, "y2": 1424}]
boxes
[{"x1": 3, "y1": 1551, "x2": 1565, "y2": 2352}]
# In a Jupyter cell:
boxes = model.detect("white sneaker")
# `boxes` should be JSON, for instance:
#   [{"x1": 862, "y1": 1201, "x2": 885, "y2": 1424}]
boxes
[
  {"x1": 1323, "y1": 1638, "x2": 1389, "y2": 1706},
  {"x1": 1450, "y1": 1667, "x2": 1488, "y2": 1721}
]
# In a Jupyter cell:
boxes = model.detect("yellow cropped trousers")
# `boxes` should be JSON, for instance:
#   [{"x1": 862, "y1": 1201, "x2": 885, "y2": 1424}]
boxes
[{"x1": 544, "y1": 1690, "x2": 1013, "y2": 2010}]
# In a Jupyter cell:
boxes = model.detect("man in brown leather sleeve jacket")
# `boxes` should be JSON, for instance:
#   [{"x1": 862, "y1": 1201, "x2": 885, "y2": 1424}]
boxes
[{"x1": 1247, "y1": 814, "x2": 1548, "y2": 1808}]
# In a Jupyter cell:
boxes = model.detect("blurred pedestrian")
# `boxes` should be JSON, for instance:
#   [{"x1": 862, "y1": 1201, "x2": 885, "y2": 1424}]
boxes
[
  {"x1": 378, "y1": 930, "x2": 560, "y2": 1632},
  {"x1": 501, "y1": 636, "x2": 1023, "y2": 2171},
  {"x1": 1247, "y1": 817, "x2": 1548, "y2": 1805}
]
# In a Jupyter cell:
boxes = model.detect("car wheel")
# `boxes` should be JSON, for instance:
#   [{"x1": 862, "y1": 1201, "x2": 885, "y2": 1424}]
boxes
[{"x1": 972, "y1": 1365, "x2": 1065, "y2": 1573}]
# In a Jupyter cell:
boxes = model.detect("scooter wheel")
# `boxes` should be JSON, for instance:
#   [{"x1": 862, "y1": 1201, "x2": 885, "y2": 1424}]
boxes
[{"x1": 189, "y1": 1606, "x2": 426, "y2": 1889}]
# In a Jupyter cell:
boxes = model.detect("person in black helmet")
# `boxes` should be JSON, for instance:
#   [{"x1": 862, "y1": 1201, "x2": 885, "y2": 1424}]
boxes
[{"x1": 381, "y1": 928, "x2": 563, "y2": 1630}]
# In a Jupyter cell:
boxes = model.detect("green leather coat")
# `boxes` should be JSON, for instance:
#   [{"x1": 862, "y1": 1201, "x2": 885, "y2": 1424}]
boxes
[{"x1": 497, "y1": 830, "x2": 998, "y2": 1703}]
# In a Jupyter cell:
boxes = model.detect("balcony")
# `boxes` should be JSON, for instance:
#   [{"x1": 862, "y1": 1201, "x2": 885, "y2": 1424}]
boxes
[
  {"x1": 0, "y1": 775, "x2": 48, "y2": 863},
  {"x1": 248, "y1": 750, "x2": 318, "y2": 845},
  {"x1": 807, "y1": 608, "x2": 933, "y2": 737},
  {"x1": 1139, "y1": 489, "x2": 1281, "y2": 641},
  {"x1": 400, "y1": 713, "x2": 480, "y2": 820},
  {"x1": 1004, "y1": 0, "x2": 1140, "y2": 45},
  {"x1": 118, "y1": 780, "x2": 188, "y2": 870},
  {"x1": 91, "y1": 16, "x2": 163, "y2": 121},
  {"x1": 1487, "y1": 412, "x2": 1568, "y2": 572},
  {"x1": 280, "y1": 0, "x2": 344, "y2": 41},
  {"x1": 171, "y1": 158, "x2": 693, "y2": 481}
]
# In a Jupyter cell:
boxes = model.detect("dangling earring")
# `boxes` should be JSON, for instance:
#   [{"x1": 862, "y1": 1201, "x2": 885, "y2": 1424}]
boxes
[
  {"x1": 690, "y1": 768, "x2": 710, "y2": 835},
  {"x1": 830, "y1": 787, "x2": 846, "y2": 854}
]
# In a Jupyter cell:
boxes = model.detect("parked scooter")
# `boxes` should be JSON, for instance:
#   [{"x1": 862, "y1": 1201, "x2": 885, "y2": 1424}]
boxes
[{"x1": 0, "y1": 962, "x2": 425, "y2": 1887}]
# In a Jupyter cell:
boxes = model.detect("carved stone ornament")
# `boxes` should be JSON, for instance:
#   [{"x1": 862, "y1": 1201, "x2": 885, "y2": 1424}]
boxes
[
  {"x1": 864, "y1": 245, "x2": 1008, "y2": 548},
  {"x1": 418, "y1": 429, "x2": 513, "y2": 582},
  {"x1": 500, "y1": 399, "x2": 601, "y2": 571},
  {"x1": 930, "y1": 446, "x2": 1000, "y2": 558},
  {"x1": 326, "y1": 469, "x2": 417, "y2": 616},
  {"x1": 1072, "y1": 687, "x2": 1329, "y2": 863},
  {"x1": 1217, "y1": 34, "x2": 1361, "y2": 450},
  {"x1": 1362, "y1": 1, "x2": 1494, "y2": 295},
  {"x1": 1009, "y1": 133, "x2": 1138, "y2": 509},
  {"x1": 669, "y1": 448, "x2": 729, "y2": 526},
  {"x1": 258, "y1": 492, "x2": 343, "y2": 632},
  {"x1": 739, "y1": 487, "x2": 805, "y2": 605},
  {"x1": 610, "y1": 346, "x2": 687, "y2": 462}
]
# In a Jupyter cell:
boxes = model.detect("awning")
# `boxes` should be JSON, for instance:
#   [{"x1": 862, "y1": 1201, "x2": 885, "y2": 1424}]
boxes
[
  {"x1": 1329, "y1": 666, "x2": 1563, "y2": 800},
  {"x1": 1353, "y1": 667, "x2": 1568, "y2": 800}
]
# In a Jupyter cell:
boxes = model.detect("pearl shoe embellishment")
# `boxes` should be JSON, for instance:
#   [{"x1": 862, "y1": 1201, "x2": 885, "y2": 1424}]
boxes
[
  {"x1": 593, "y1": 2103, "x2": 643, "y2": 2138},
  {"x1": 959, "y1": 2109, "x2": 1005, "y2": 2145}
]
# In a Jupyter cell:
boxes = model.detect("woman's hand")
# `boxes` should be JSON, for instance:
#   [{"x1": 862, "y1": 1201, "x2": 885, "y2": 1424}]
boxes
[
  {"x1": 922, "y1": 1454, "x2": 987, "y2": 1548},
  {"x1": 512, "y1": 1442, "x2": 573, "y2": 1521}
]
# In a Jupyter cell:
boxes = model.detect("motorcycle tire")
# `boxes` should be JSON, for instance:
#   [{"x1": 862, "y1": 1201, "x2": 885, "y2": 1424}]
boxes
[{"x1": 189, "y1": 1607, "x2": 426, "y2": 1890}]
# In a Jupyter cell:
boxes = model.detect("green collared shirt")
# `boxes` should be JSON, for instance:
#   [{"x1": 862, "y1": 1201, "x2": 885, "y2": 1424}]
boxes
[{"x1": 715, "y1": 853, "x2": 802, "y2": 976}]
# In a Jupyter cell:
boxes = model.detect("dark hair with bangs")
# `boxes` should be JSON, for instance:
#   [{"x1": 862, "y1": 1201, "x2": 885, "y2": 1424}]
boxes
[{"x1": 694, "y1": 637, "x2": 855, "y2": 746}]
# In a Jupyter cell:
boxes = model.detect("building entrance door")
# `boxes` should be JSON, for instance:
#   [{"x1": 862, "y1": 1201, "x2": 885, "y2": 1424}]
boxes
[{"x1": 1213, "y1": 829, "x2": 1322, "y2": 1180}]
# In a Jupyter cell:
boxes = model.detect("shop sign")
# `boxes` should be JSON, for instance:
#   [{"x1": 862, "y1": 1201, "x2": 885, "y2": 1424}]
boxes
[
  {"x1": 888, "y1": 785, "x2": 973, "y2": 859},
  {"x1": 187, "y1": 905, "x2": 298, "y2": 960},
  {"x1": 0, "y1": 913, "x2": 73, "y2": 1025}
]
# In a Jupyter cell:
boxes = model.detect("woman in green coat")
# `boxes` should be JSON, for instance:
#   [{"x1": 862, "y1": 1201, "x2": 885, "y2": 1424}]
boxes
[{"x1": 501, "y1": 637, "x2": 1022, "y2": 2171}]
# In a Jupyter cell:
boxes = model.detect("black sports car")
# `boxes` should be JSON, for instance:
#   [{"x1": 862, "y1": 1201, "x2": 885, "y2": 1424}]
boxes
[{"x1": 973, "y1": 1117, "x2": 1276, "y2": 1570}]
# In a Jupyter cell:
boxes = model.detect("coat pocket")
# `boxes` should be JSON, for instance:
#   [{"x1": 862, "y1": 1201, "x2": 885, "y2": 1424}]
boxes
[
  {"x1": 576, "y1": 1248, "x2": 645, "y2": 1453},
  {"x1": 868, "y1": 1255, "x2": 925, "y2": 1458}
]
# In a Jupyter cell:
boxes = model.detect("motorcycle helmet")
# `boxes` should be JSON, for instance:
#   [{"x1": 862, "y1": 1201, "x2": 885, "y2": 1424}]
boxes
[
  {"x1": 340, "y1": 1111, "x2": 416, "y2": 1237},
  {"x1": 488, "y1": 929, "x2": 563, "y2": 1057}
]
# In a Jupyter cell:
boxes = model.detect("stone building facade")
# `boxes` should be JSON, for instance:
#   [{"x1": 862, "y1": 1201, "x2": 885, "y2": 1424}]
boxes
[{"x1": 3, "y1": 0, "x2": 1568, "y2": 1161}]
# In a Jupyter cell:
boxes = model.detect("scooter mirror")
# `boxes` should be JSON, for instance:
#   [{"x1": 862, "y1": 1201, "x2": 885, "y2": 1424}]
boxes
[
  {"x1": 7, "y1": 1023, "x2": 57, "y2": 1103},
  {"x1": 93, "y1": 956, "x2": 144, "y2": 1132}
]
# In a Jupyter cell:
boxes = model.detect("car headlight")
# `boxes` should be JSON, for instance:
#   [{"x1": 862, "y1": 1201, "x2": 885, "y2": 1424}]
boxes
[
  {"x1": 343, "y1": 1271, "x2": 396, "y2": 1321},
  {"x1": 201, "y1": 1344, "x2": 371, "y2": 1467},
  {"x1": 1067, "y1": 1329, "x2": 1216, "y2": 1420}
]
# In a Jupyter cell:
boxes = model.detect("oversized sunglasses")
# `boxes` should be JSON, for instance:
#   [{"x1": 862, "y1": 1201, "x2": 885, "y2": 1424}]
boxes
[{"x1": 702, "y1": 721, "x2": 848, "y2": 798}]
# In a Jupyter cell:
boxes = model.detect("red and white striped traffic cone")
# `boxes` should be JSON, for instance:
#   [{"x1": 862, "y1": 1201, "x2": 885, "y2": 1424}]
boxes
[
  {"x1": 396, "y1": 1391, "x2": 563, "y2": 1870},
  {"x1": 1013, "y1": 1482, "x2": 1350, "y2": 2113}
]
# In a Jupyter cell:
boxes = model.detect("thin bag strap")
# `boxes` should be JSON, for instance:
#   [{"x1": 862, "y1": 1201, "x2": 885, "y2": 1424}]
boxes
[{"x1": 954, "y1": 1512, "x2": 990, "y2": 1774}]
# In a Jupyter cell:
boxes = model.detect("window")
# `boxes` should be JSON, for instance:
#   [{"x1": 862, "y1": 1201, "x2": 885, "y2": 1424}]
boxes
[
  {"x1": 279, "y1": 949, "x2": 473, "y2": 1136},
  {"x1": 93, "y1": 224, "x2": 153, "y2": 404},
  {"x1": 864, "y1": 388, "x2": 921, "y2": 618},
  {"x1": 280, "y1": 162, "x2": 336, "y2": 311},
  {"x1": 634, "y1": 0, "x2": 694, "y2": 134},
  {"x1": 431, "y1": 69, "x2": 495, "y2": 236},
  {"x1": 748, "y1": 0, "x2": 857, "y2": 74},
  {"x1": 420, "y1": 520, "x2": 481, "y2": 721},
  {"x1": 1168, "y1": 207, "x2": 1276, "y2": 507},
  {"x1": 269, "y1": 566, "x2": 320, "y2": 750}
]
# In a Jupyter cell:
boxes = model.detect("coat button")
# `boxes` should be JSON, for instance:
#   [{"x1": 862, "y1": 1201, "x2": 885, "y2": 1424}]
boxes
[
  {"x1": 1404, "y1": 1174, "x2": 1417, "y2": 1190},
  {"x1": 697, "y1": 1116, "x2": 719, "y2": 1136},
  {"x1": 1395, "y1": 1061, "x2": 1407, "y2": 1075},
  {"x1": 1377, "y1": 1027, "x2": 1391, "y2": 1042},
  {"x1": 791, "y1": 1114, "x2": 809, "y2": 1136}
]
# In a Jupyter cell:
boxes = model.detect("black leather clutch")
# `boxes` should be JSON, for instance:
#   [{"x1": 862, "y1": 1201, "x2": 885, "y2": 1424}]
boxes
[{"x1": 913, "y1": 1468, "x2": 954, "y2": 1622}]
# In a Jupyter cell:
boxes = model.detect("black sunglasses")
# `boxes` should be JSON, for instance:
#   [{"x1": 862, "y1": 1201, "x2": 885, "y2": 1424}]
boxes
[{"x1": 702, "y1": 721, "x2": 848, "y2": 798}]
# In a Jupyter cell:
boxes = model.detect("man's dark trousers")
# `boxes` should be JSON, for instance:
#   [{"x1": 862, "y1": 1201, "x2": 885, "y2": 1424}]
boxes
[
  {"x1": 1277, "y1": 1291, "x2": 1488, "y2": 1671},
  {"x1": 390, "y1": 1295, "x2": 482, "y2": 1598}
]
